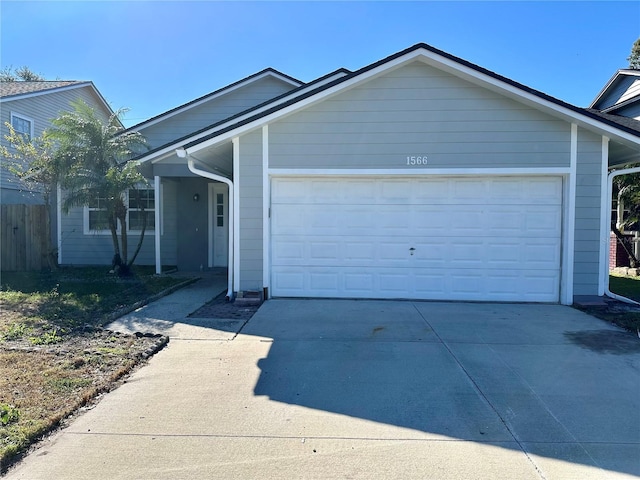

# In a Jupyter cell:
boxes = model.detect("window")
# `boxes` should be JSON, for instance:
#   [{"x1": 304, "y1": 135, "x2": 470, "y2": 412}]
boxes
[
  {"x1": 84, "y1": 188, "x2": 156, "y2": 234},
  {"x1": 88, "y1": 195, "x2": 114, "y2": 231},
  {"x1": 10, "y1": 113, "x2": 34, "y2": 141},
  {"x1": 128, "y1": 188, "x2": 155, "y2": 231}
]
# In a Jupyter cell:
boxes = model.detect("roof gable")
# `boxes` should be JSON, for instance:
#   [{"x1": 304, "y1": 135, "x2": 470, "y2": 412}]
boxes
[
  {"x1": 133, "y1": 43, "x2": 640, "y2": 163},
  {"x1": 0, "y1": 80, "x2": 115, "y2": 121},
  {"x1": 124, "y1": 68, "x2": 303, "y2": 135},
  {"x1": 590, "y1": 70, "x2": 640, "y2": 111}
]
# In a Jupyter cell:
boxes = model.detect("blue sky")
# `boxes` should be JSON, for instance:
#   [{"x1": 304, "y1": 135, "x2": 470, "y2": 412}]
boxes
[{"x1": 1, "y1": 1, "x2": 639, "y2": 127}]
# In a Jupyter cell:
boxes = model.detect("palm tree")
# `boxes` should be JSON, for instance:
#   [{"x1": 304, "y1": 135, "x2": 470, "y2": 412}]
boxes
[{"x1": 48, "y1": 100, "x2": 148, "y2": 275}]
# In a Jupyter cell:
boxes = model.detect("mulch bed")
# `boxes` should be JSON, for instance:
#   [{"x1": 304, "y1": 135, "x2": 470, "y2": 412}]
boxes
[{"x1": 189, "y1": 295, "x2": 262, "y2": 321}]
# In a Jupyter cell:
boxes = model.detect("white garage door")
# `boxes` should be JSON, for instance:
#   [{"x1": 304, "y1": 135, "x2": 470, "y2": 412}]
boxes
[{"x1": 270, "y1": 176, "x2": 562, "y2": 302}]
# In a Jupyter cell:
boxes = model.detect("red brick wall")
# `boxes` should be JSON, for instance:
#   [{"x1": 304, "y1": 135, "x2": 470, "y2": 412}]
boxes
[{"x1": 610, "y1": 233, "x2": 633, "y2": 268}]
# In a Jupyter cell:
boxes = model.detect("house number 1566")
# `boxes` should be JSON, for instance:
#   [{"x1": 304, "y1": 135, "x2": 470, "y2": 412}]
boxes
[{"x1": 406, "y1": 156, "x2": 428, "y2": 165}]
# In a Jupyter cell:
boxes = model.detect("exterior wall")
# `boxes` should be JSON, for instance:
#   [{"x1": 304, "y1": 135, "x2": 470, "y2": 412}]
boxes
[
  {"x1": 269, "y1": 62, "x2": 571, "y2": 169},
  {"x1": 573, "y1": 128, "x2": 603, "y2": 296},
  {"x1": 138, "y1": 77, "x2": 296, "y2": 150},
  {"x1": 237, "y1": 130, "x2": 263, "y2": 291},
  {"x1": 0, "y1": 86, "x2": 110, "y2": 201},
  {"x1": 60, "y1": 178, "x2": 177, "y2": 267}
]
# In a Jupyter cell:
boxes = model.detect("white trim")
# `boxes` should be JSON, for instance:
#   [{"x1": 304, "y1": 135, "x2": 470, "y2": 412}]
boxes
[
  {"x1": 57, "y1": 183, "x2": 62, "y2": 265},
  {"x1": 561, "y1": 124, "x2": 578, "y2": 305},
  {"x1": 262, "y1": 125, "x2": 270, "y2": 296},
  {"x1": 208, "y1": 183, "x2": 214, "y2": 269},
  {"x1": 10, "y1": 112, "x2": 34, "y2": 139},
  {"x1": 598, "y1": 137, "x2": 610, "y2": 295},
  {"x1": 267, "y1": 167, "x2": 572, "y2": 177},
  {"x1": 605, "y1": 165, "x2": 640, "y2": 304},
  {"x1": 131, "y1": 71, "x2": 301, "y2": 133},
  {"x1": 154, "y1": 176, "x2": 161, "y2": 275},
  {"x1": 232, "y1": 137, "x2": 240, "y2": 293}
]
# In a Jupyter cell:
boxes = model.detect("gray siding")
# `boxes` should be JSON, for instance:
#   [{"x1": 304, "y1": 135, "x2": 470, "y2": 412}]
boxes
[
  {"x1": 1, "y1": 86, "x2": 111, "y2": 200},
  {"x1": 573, "y1": 128, "x2": 603, "y2": 296},
  {"x1": 269, "y1": 62, "x2": 570, "y2": 169},
  {"x1": 138, "y1": 76, "x2": 296, "y2": 150},
  {"x1": 237, "y1": 130, "x2": 263, "y2": 291},
  {"x1": 60, "y1": 178, "x2": 177, "y2": 267}
]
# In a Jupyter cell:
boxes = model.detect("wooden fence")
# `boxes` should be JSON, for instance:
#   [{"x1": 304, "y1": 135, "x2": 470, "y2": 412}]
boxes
[{"x1": 1, "y1": 204, "x2": 49, "y2": 271}]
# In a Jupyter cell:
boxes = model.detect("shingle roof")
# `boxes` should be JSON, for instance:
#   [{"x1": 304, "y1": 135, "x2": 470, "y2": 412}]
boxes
[
  {"x1": 584, "y1": 109, "x2": 640, "y2": 133},
  {"x1": 0, "y1": 80, "x2": 88, "y2": 98}
]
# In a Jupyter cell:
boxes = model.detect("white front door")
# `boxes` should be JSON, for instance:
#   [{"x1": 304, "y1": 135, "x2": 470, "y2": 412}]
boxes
[
  {"x1": 209, "y1": 183, "x2": 228, "y2": 267},
  {"x1": 270, "y1": 176, "x2": 563, "y2": 302}
]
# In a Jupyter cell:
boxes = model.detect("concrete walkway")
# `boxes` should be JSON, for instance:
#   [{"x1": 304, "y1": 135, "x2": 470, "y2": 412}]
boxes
[{"x1": 5, "y1": 279, "x2": 640, "y2": 479}]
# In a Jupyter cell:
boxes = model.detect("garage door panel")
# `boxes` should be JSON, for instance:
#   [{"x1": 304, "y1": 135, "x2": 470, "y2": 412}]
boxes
[{"x1": 271, "y1": 176, "x2": 562, "y2": 302}]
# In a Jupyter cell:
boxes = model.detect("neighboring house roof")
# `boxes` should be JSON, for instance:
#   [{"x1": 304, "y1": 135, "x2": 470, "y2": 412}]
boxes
[
  {"x1": 122, "y1": 68, "x2": 305, "y2": 134},
  {"x1": 0, "y1": 80, "x2": 116, "y2": 120},
  {"x1": 0, "y1": 80, "x2": 86, "y2": 97},
  {"x1": 134, "y1": 43, "x2": 640, "y2": 164}
]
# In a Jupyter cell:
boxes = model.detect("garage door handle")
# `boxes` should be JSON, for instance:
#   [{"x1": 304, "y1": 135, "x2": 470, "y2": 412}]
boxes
[{"x1": 409, "y1": 247, "x2": 415, "y2": 256}]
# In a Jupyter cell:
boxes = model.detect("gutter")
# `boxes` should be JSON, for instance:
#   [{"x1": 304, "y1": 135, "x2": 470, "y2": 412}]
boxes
[
  {"x1": 177, "y1": 148, "x2": 234, "y2": 300},
  {"x1": 606, "y1": 165, "x2": 640, "y2": 305}
]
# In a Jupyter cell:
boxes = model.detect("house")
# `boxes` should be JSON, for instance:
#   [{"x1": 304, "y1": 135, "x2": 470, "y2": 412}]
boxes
[
  {"x1": 58, "y1": 43, "x2": 640, "y2": 304},
  {"x1": 0, "y1": 80, "x2": 116, "y2": 270},
  {"x1": 0, "y1": 80, "x2": 116, "y2": 204}
]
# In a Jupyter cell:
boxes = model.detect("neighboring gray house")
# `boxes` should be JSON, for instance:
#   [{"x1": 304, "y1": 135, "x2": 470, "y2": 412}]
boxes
[
  {"x1": 0, "y1": 81, "x2": 115, "y2": 270},
  {"x1": 0, "y1": 81, "x2": 115, "y2": 204},
  {"x1": 59, "y1": 43, "x2": 640, "y2": 304},
  {"x1": 590, "y1": 69, "x2": 640, "y2": 121}
]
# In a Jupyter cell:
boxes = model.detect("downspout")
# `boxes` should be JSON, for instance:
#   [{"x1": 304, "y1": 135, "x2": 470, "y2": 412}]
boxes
[
  {"x1": 176, "y1": 148, "x2": 234, "y2": 300},
  {"x1": 605, "y1": 165, "x2": 640, "y2": 305}
]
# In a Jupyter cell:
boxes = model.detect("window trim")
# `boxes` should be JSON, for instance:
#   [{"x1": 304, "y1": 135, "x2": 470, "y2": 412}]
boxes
[
  {"x1": 10, "y1": 112, "x2": 34, "y2": 140},
  {"x1": 83, "y1": 186, "x2": 162, "y2": 235}
]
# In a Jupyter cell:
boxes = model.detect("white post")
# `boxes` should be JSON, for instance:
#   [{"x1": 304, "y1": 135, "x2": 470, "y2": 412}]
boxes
[{"x1": 154, "y1": 175, "x2": 161, "y2": 275}]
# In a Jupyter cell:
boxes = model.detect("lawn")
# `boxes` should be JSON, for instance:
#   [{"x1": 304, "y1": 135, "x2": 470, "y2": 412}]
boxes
[
  {"x1": 0, "y1": 267, "x2": 191, "y2": 472},
  {"x1": 604, "y1": 274, "x2": 640, "y2": 332}
]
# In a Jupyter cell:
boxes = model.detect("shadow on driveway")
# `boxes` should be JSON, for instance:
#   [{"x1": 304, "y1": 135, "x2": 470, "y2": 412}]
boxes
[{"x1": 243, "y1": 299, "x2": 640, "y2": 478}]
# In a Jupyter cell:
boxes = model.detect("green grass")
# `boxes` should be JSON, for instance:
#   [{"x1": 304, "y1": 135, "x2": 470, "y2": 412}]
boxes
[
  {"x1": 609, "y1": 275, "x2": 640, "y2": 302},
  {"x1": 0, "y1": 266, "x2": 184, "y2": 332}
]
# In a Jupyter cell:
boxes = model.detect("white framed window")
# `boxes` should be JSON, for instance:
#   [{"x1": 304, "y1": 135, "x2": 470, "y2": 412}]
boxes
[
  {"x1": 10, "y1": 112, "x2": 34, "y2": 141},
  {"x1": 83, "y1": 187, "x2": 159, "y2": 235}
]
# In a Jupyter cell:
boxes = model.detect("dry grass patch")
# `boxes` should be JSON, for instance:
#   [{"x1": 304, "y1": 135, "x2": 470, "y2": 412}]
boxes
[{"x1": 0, "y1": 267, "x2": 189, "y2": 472}]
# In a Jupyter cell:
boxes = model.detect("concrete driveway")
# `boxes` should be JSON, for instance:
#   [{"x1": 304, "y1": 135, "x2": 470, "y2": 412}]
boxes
[{"x1": 5, "y1": 280, "x2": 640, "y2": 479}]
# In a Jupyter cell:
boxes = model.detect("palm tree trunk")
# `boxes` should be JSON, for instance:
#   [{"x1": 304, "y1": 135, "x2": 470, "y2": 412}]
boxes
[{"x1": 128, "y1": 208, "x2": 147, "y2": 267}]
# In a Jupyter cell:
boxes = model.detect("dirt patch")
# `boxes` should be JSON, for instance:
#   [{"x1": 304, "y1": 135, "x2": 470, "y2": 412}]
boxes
[{"x1": 189, "y1": 296, "x2": 261, "y2": 321}]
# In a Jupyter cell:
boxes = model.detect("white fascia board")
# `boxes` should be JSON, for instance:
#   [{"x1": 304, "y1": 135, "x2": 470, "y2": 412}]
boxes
[
  {"x1": 185, "y1": 48, "x2": 640, "y2": 157},
  {"x1": 267, "y1": 167, "x2": 571, "y2": 177},
  {"x1": 590, "y1": 70, "x2": 640, "y2": 109},
  {"x1": 132, "y1": 71, "x2": 301, "y2": 133}
]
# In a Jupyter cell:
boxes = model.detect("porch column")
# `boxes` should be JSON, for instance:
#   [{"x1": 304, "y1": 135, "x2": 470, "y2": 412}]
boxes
[{"x1": 154, "y1": 175, "x2": 161, "y2": 274}]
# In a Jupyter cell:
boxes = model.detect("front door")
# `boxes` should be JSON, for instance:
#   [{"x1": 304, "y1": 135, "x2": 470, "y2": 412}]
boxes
[{"x1": 209, "y1": 183, "x2": 229, "y2": 267}]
